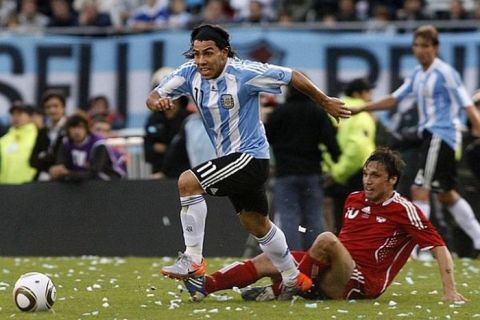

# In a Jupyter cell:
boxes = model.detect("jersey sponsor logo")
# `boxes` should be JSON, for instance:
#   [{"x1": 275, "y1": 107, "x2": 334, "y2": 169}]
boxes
[
  {"x1": 345, "y1": 207, "x2": 360, "y2": 219},
  {"x1": 220, "y1": 94, "x2": 235, "y2": 109},
  {"x1": 209, "y1": 187, "x2": 218, "y2": 195}
]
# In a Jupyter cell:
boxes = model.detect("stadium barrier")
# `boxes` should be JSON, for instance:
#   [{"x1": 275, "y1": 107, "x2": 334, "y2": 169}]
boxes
[{"x1": 0, "y1": 179, "x2": 248, "y2": 257}]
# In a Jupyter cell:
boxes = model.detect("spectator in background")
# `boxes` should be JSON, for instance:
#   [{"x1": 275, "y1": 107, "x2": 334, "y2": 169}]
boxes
[
  {"x1": 323, "y1": 78, "x2": 376, "y2": 232},
  {"x1": 396, "y1": 0, "x2": 430, "y2": 32},
  {"x1": 11, "y1": 0, "x2": 50, "y2": 32},
  {"x1": 48, "y1": 0, "x2": 78, "y2": 27},
  {"x1": 0, "y1": 102, "x2": 38, "y2": 184},
  {"x1": 230, "y1": 0, "x2": 274, "y2": 22},
  {"x1": 90, "y1": 114, "x2": 128, "y2": 176},
  {"x1": 278, "y1": 0, "x2": 313, "y2": 22},
  {"x1": 167, "y1": 0, "x2": 192, "y2": 28},
  {"x1": 239, "y1": 0, "x2": 272, "y2": 24},
  {"x1": 366, "y1": 3, "x2": 396, "y2": 34},
  {"x1": 191, "y1": 0, "x2": 232, "y2": 26},
  {"x1": 50, "y1": 113, "x2": 125, "y2": 181},
  {"x1": 87, "y1": 95, "x2": 124, "y2": 130},
  {"x1": 0, "y1": 0, "x2": 16, "y2": 27},
  {"x1": 336, "y1": 0, "x2": 358, "y2": 21},
  {"x1": 128, "y1": 0, "x2": 168, "y2": 30},
  {"x1": 31, "y1": 106, "x2": 45, "y2": 129},
  {"x1": 30, "y1": 89, "x2": 68, "y2": 181},
  {"x1": 105, "y1": 0, "x2": 140, "y2": 28},
  {"x1": 436, "y1": 0, "x2": 470, "y2": 20},
  {"x1": 265, "y1": 82, "x2": 340, "y2": 250},
  {"x1": 77, "y1": 0, "x2": 112, "y2": 27}
]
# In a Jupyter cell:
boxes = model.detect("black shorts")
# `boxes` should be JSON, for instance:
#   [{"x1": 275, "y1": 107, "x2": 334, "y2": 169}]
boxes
[
  {"x1": 413, "y1": 130, "x2": 456, "y2": 192},
  {"x1": 190, "y1": 152, "x2": 270, "y2": 215}
]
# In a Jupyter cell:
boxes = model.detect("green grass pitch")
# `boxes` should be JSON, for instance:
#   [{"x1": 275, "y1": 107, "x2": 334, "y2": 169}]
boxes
[{"x1": 0, "y1": 256, "x2": 479, "y2": 319}]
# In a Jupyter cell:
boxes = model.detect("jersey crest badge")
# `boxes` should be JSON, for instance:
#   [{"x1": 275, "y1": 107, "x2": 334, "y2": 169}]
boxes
[
  {"x1": 376, "y1": 216, "x2": 386, "y2": 223},
  {"x1": 220, "y1": 94, "x2": 234, "y2": 109}
]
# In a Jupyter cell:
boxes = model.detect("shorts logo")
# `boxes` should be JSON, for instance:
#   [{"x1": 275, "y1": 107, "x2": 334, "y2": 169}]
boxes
[{"x1": 220, "y1": 94, "x2": 234, "y2": 109}]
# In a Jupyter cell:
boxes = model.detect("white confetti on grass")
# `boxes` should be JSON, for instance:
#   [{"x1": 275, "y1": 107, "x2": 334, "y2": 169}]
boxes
[
  {"x1": 305, "y1": 303, "x2": 317, "y2": 309},
  {"x1": 388, "y1": 300, "x2": 397, "y2": 307},
  {"x1": 405, "y1": 277, "x2": 414, "y2": 285}
]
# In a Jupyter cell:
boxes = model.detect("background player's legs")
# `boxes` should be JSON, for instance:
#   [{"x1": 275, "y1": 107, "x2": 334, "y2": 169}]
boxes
[{"x1": 439, "y1": 190, "x2": 480, "y2": 250}]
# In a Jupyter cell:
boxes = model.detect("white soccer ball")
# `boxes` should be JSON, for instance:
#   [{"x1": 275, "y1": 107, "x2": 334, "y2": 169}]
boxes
[{"x1": 12, "y1": 272, "x2": 56, "y2": 312}]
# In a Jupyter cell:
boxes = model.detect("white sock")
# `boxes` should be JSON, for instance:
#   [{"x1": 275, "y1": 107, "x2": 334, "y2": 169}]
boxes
[
  {"x1": 180, "y1": 195, "x2": 207, "y2": 263},
  {"x1": 447, "y1": 198, "x2": 480, "y2": 249},
  {"x1": 414, "y1": 200, "x2": 431, "y2": 219},
  {"x1": 255, "y1": 224, "x2": 299, "y2": 285}
]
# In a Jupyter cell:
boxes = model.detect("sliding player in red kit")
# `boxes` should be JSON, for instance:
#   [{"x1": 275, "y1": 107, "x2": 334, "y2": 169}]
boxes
[{"x1": 182, "y1": 147, "x2": 467, "y2": 303}]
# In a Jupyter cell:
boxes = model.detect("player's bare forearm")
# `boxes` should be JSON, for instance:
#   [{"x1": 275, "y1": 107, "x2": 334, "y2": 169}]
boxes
[
  {"x1": 431, "y1": 246, "x2": 468, "y2": 302},
  {"x1": 353, "y1": 96, "x2": 397, "y2": 115},
  {"x1": 290, "y1": 70, "x2": 350, "y2": 121}
]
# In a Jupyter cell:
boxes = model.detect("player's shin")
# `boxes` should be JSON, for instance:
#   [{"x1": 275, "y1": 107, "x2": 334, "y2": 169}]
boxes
[
  {"x1": 255, "y1": 224, "x2": 301, "y2": 285},
  {"x1": 180, "y1": 195, "x2": 207, "y2": 263}
]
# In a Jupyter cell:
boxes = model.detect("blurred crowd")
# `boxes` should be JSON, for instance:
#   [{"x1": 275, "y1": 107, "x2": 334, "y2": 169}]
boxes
[{"x1": 1, "y1": 0, "x2": 480, "y2": 33}]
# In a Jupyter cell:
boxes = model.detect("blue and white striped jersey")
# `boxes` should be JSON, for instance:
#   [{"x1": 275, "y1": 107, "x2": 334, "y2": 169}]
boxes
[
  {"x1": 154, "y1": 58, "x2": 292, "y2": 159},
  {"x1": 392, "y1": 57, "x2": 473, "y2": 150}
]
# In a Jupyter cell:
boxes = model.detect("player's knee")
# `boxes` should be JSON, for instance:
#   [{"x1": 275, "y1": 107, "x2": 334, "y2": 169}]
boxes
[
  {"x1": 178, "y1": 170, "x2": 201, "y2": 196},
  {"x1": 310, "y1": 232, "x2": 338, "y2": 257}
]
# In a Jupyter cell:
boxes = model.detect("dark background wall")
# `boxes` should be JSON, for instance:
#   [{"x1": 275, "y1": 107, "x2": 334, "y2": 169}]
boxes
[{"x1": 0, "y1": 180, "x2": 249, "y2": 257}]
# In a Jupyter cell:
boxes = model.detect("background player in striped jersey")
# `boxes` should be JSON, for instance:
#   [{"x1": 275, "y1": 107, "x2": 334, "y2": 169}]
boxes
[
  {"x1": 354, "y1": 25, "x2": 480, "y2": 256},
  {"x1": 146, "y1": 24, "x2": 350, "y2": 299},
  {"x1": 183, "y1": 147, "x2": 467, "y2": 303}
]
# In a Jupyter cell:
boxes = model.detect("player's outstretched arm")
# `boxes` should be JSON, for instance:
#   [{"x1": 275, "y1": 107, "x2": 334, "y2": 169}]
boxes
[
  {"x1": 431, "y1": 246, "x2": 468, "y2": 302},
  {"x1": 350, "y1": 96, "x2": 398, "y2": 115},
  {"x1": 290, "y1": 70, "x2": 350, "y2": 121}
]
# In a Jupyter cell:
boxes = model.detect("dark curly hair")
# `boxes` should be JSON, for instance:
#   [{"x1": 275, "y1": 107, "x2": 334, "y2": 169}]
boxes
[{"x1": 184, "y1": 24, "x2": 236, "y2": 59}]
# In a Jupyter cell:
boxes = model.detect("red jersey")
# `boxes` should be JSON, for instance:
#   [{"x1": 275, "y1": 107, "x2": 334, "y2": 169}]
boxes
[{"x1": 338, "y1": 191, "x2": 445, "y2": 296}]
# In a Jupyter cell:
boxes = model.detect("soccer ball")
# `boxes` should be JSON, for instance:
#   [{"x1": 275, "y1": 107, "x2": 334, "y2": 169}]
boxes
[{"x1": 12, "y1": 272, "x2": 56, "y2": 312}]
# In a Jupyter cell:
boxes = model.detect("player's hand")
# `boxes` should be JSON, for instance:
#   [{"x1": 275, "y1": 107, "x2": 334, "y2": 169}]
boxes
[
  {"x1": 146, "y1": 91, "x2": 174, "y2": 112},
  {"x1": 322, "y1": 97, "x2": 350, "y2": 122}
]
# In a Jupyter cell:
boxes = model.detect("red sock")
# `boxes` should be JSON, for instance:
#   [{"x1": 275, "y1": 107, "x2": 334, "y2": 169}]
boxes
[
  {"x1": 205, "y1": 260, "x2": 259, "y2": 294},
  {"x1": 299, "y1": 251, "x2": 329, "y2": 277}
]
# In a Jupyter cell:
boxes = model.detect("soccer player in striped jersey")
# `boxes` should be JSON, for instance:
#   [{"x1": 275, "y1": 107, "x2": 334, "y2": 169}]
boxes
[
  {"x1": 183, "y1": 147, "x2": 466, "y2": 303},
  {"x1": 146, "y1": 24, "x2": 350, "y2": 299},
  {"x1": 354, "y1": 25, "x2": 480, "y2": 255}
]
